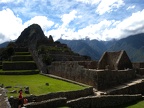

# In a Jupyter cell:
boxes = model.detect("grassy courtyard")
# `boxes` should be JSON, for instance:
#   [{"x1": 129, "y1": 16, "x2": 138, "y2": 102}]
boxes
[{"x1": 0, "y1": 74, "x2": 87, "y2": 98}]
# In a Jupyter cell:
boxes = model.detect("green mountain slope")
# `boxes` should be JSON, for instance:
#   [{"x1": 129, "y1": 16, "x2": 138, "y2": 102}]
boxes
[{"x1": 108, "y1": 33, "x2": 144, "y2": 62}]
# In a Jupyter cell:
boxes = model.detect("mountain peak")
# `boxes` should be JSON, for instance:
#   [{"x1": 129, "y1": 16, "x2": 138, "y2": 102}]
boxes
[{"x1": 15, "y1": 24, "x2": 47, "y2": 46}]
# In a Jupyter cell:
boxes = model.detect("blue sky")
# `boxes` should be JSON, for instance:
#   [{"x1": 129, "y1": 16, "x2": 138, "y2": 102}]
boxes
[{"x1": 0, "y1": 0, "x2": 144, "y2": 43}]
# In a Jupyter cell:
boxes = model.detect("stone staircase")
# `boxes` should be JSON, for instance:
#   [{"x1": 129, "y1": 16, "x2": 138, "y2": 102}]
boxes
[{"x1": 0, "y1": 48, "x2": 39, "y2": 75}]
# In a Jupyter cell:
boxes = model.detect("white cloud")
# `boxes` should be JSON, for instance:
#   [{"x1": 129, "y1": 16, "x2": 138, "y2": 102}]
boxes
[
  {"x1": 76, "y1": 0, "x2": 125, "y2": 15},
  {"x1": 0, "y1": 0, "x2": 14, "y2": 3},
  {"x1": 96, "y1": 0, "x2": 125, "y2": 15},
  {"x1": 0, "y1": 0, "x2": 22, "y2": 4},
  {"x1": 100, "y1": 9, "x2": 144, "y2": 40},
  {"x1": 117, "y1": 9, "x2": 144, "y2": 36},
  {"x1": 77, "y1": 20, "x2": 113, "y2": 40},
  {"x1": 76, "y1": 0, "x2": 101, "y2": 4},
  {"x1": 24, "y1": 16, "x2": 54, "y2": 32},
  {"x1": 127, "y1": 5, "x2": 135, "y2": 10},
  {"x1": 0, "y1": 8, "x2": 54, "y2": 43},
  {"x1": 46, "y1": 10, "x2": 81, "y2": 40},
  {"x1": 0, "y1": 8, "x2": 23, "y2": 43},
  {"x1": 61, "y1": 10, "x2": 78, "y2": 27},
  {"x1": 48, "y1": 9, "x2": 144, "y2": 41},
  {"x1": 47, "y1": 19, "x2": 113, "y2": 41}
]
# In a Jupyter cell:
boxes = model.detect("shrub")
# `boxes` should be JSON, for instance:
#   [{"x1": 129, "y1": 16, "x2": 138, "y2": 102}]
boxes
[{"x1": 42, "y1": 54, "x2": 53, "y2": 65}]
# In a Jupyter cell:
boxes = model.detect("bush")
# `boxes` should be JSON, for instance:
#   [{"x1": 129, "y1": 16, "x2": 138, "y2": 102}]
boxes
[
  {"x1": 42, "y1": 54, "x2": 53, "y2": 65},
  {"x1": 0, "y1": 46, "x2": 14, "y2": 60}
]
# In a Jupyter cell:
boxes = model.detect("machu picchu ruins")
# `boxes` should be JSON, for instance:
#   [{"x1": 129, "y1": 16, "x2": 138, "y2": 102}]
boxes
[{"x1": 0, "y1": 24, "x2": 144, "y2": 108}]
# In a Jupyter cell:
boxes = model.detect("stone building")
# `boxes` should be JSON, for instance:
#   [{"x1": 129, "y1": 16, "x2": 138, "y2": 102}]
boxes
[{"x1": 98, "y1": 50, "x2": 133, "y2": 70}]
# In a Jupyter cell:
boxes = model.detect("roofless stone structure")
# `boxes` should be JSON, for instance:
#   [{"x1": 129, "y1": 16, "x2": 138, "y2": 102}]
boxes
[{"x1": 98, "y1": 50, "x2": 133, "y2": 70}]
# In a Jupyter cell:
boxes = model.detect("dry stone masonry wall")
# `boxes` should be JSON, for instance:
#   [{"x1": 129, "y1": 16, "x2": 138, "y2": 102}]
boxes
[
  {"x1": 48, "y1": 61, "x2": 136, "y2": 90},
  {"x1": 67, "y1": 94, "x2": 142, "y2": 108}
]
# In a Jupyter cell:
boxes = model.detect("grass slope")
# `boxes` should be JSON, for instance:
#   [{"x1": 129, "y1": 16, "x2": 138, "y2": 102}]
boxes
[
  {"x1": 0, "y1": 74, "x2": 87, "y2": 98},
  {"x1": 126, "y1": 100, "x2": 144, "y2": 108}
]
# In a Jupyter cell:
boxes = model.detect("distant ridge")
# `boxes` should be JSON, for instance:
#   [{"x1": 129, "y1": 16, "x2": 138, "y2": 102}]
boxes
[
  {"x1": 59, "y1": 33, "x2": 144, "y2": 62},
  {"x1": 0, "y1": 41, "x2": 9, "y2": 48}
]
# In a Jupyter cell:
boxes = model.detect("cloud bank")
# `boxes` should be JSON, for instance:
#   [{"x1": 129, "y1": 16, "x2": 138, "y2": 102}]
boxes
[{"x1": 0, "y1": 0, "x2": 144, "y2": 43}]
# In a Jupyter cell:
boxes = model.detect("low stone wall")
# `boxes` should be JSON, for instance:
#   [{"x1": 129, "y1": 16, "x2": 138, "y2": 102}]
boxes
[
  {"x1": 24, "y1": 97, "x2": 67, "y2": 108},
  {"x1": 107, "y1": 80, "x2": 144, "y2": 95},
  {"x1": 67, "y1": 94, "x2": 142, "y2": 108},
  {"x1": 96, "y1": 69, "x2": 136, "y2": 90},
  {"x1": 9, "y1": 87, "x2": 93, "y2": 108},
  {"x1": 136, "y1": 68, "x2": 144, "y2": 75},
  {"x1": 133, "y1": 62, "x2": 144, "y2": 69},
  {"x1": 48, "y1": 61, "x2": 136, "y2": 90}
]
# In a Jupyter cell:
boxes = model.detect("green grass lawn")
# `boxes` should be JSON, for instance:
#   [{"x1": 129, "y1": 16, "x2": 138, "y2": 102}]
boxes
[
  {"x1": 115, "y1": 100, "x2": 144, "y2": 108},
  {"x1": 0, "y1": 74, "x2": 87, "y2": 98},
  {"x1": 126, "y1": 100, "x2": 144, "y2": 108}
]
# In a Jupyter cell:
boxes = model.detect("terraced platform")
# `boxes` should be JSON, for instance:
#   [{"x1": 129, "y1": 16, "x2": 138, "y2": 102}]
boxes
[{"x1": 0, "y1": 48, "x2": 39, "y2": 75}]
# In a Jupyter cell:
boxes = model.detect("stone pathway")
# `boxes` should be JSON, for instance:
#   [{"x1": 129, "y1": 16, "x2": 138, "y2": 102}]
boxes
[{"x1": 0, "y1": 87, "x2": 11, "y2": 108}]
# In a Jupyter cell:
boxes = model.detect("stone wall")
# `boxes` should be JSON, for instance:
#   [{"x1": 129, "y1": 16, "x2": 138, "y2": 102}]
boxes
[
  {"x1": 67, "y1": 94, "x2": 142, "y2": 108},
  {"x1": 96, "y1": 69, "x2": 136, "y2": 90},
  {"x1": 24, "y1": 97, "x2": 67, "y2": 108},
  {"x1": 107, "y1": 80, "x2": 144, "y2": 95},
  {"x1": 29, "y1": 48, "x2": 47, "y2": 73},
  {"x1": 48, "y1": 61, "x2": 98, "y2": 88},
  {"x1": 77, "y1": 61, "x2": 97, "y2": 69},
  {"x1": 133, "y1": 62, "x2": 144, "y2": 69},
  {"x1": 137, "y1": 68, "x2": 144, "y2": 75},
  {"x1": 0, "y1": 87, "x2": 11, "y2": 108},
  {"x1": 9, "y1": 87, "x2": 93, "y2": 108},
  {"x1": 48, "y1": 61, "x2": 136, "y2": 90}
]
